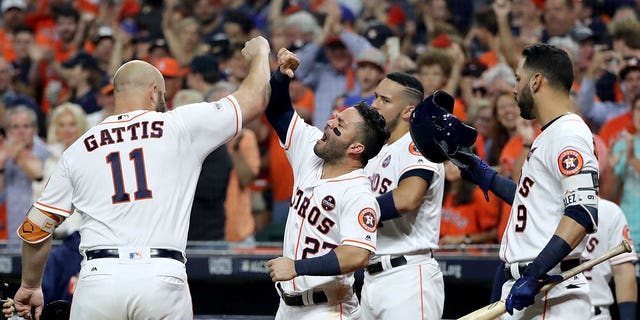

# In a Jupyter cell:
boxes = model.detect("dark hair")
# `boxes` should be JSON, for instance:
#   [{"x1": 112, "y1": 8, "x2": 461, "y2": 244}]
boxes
[
  {"x1": 53, "y1": 4, "x2": 79, "y2": 22},
  {"x1": 474, "y1": 5, "x2": 498, "y2": 36},
  {"x1": 416, "y1": 50, "x2": 453, "y2": 79},
  {"x1": 13, "y1": 26, "x2": 34, "y2": 35},
  {"x1": 386, "y1": 72, "x2": 424, "y2": 105},
  {"x1": 224, "y1": 10, "x2": 254, "y2": 35},
  {"x1": 522, "y1": 43, "x2": 574, "y2": 93},
  {"x1": 353, "y1": 102, "x2": 389, "y2": 166},
  {"x1": 632, "y1": 93, "x2": 640, "y2": 111}
]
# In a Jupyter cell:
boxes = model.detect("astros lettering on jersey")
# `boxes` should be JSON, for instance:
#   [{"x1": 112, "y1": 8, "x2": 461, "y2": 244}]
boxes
[{"x1": 278, "y1": 113, "x2": 380, "y2": 293}]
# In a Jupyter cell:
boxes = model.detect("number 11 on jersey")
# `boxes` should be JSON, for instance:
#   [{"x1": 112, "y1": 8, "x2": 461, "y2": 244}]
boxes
[{"x1": 106, "y1": 148, "x2": 153, "y2": 203}]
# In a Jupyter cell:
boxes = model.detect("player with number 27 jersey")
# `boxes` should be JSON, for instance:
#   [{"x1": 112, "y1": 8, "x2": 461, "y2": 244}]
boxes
[
  {"x1": 31, "y1": 98, "x2": 241, "y2": 253},
  {"x1": 278, "y1": 113, "x2": 380, "y2": 294}
]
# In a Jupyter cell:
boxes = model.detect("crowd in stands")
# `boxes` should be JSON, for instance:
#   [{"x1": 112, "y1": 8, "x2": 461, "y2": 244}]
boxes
[{"x1": 0, "y1": 0, "x2": 639, "y2": 251}]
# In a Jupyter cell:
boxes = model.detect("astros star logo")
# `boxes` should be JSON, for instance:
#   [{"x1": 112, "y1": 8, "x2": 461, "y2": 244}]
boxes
[{"x1": 558, "y1": 149, "x2": 583, "y2": 176}]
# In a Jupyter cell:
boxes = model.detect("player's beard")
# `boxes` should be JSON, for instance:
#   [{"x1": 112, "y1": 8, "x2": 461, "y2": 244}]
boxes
[
  {"x1": 516, "y1": 85, "x2": 535, "y2": 120},
  {"x1": 386, "y1": 112, "x2": 400, "y2": 133},
  {"x1": 314, "y1": 135, "x2": 350, "y2": 163},
  {"x1": 155, "y1": 91, "x2": 167, "y2": 112}
]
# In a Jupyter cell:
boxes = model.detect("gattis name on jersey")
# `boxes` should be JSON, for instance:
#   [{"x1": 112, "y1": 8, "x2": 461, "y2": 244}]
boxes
[
  {"x1": 291, "y1": 188, "x2": 336, "y2": 234},
  {"x1": 84, "y1": 121, "x2": 165, "y2": 152}
]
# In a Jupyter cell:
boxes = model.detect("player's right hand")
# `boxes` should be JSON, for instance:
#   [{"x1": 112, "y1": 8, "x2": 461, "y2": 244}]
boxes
[
  {"x1": 455, "y1": 153, "x2": 497, "y2": 198},
  {"x1": 505, "y1": 273, "x2": 563, "y2": 314},
  {"x1": 241, "y1": 36, "x2": 270, "y2": 62},
  {"x1": 13, "y1": 286, "x2": 43, "y2": 320}
]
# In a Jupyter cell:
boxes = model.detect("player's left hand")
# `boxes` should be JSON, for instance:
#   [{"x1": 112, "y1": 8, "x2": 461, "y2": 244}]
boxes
[
  {"x1": 505, "y1": 273, "x2": 563, "y2": 314},
  {"x1": 267, "y1": 257, "x2": 297, "y2": 282},
  {"x1": 277, "y1": 48, "x2": 300, "y2": 78},
  {"x1": 13, "y1": 285, "x2": 43, "y2": 319}
]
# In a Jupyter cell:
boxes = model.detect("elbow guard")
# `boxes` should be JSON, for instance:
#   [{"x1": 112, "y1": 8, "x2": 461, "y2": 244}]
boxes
[
  {"x1": 17, "y1": 206, "x2": 65, "y2": 244},
  {"x1": 562, "y1": 171, "x2": 599, "y2": 233}
]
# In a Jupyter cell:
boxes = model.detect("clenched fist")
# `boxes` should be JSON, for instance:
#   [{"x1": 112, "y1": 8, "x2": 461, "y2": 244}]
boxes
[
  {"x1": 241, "y1": 36, "x2": 270, "y2": 63},
  {"x1": 267, "y1": 257, "x2": 297, "y2": 282}
]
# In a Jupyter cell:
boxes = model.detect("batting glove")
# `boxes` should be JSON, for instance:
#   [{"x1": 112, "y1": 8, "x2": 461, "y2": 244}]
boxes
[
  {"x1": 505, "y1": 273, "x2": 563, "y2": 314},
  {"x1": 453, "y1": 153, "x2": 497, "y2": 201}
]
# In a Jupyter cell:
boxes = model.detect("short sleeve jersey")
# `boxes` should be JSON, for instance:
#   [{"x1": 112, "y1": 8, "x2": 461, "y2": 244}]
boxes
[
  {"x1": 583, "y1": 199, "x2": 637, "y2": 307},
  {"x1": 500, "y1": 114, "x2": 599, "y2": 263},
  {"x1": 278, "y1": 113, "x2": 380, "y2": 293},
  {"x1": 364, "y1": 132, "x2": 445, "y2": 254},
  {"x1": 33, "y1": 96, "x2": 242, "y2": 253}
]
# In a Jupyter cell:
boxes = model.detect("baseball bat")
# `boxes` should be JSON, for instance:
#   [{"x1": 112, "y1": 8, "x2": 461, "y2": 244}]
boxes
[{"x1": 458, "y1": 240, "x2": 633, "y2": 320}]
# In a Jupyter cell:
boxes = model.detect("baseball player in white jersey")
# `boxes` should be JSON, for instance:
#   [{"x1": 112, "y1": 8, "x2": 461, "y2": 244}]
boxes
[
  {"x1": 12, "y1": 36, "x2": 272, "y2": 320},
  {"x1": 583, "y1": 199, "x2": 637, "y2": 320},
  {"x1": 360, "y1": 73, "x2": 445, "y2": 319},
  {"x1": 266, "y1": 49, "x2": 389, "y2": 320},
  {"x1": 413, "y1": 43, "x2": 600, "y2": 319}
]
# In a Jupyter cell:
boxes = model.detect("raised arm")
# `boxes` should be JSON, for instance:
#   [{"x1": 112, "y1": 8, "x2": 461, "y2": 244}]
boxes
[
  {"x1": 265, "y1": 48, "x2": 300, "y2": 143},
  {"x1": 232, "y1": 36, "x2": 272, "y2": 127}
]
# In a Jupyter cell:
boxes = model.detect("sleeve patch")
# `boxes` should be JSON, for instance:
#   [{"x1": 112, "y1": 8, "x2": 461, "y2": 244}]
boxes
[
  {"x1": 408, "y1": 142, "x2": 422, "y2": 156},
  {"x1": 358, "y1": 207, "x2": 377, "y2": 232},
  {"x1": 557, "y1": 149, "x2": 583, "y2": 176}
]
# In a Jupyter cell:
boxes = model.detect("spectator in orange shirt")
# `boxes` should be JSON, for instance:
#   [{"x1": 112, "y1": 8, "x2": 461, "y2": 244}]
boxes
[
  {"x1": 486, "y1": 90, "x2": 520, "y2": 167},
  {"x1": 440, "y1": 161, "x2": 499, "y2": 246},
  {"x1": 416, "y1": 49, "x2": 467, "y2": 121},
  {"x1": 0, "y1": 0, "x2": 28, "y2": 62}
]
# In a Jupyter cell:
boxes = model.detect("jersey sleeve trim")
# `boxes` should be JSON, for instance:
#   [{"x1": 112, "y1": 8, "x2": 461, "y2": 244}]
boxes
[
  {"x1": 34, "y1": 201, "x2": 72, "y2": 217},
  {"x1": 223, "y1": 95, "x2": 241, "y2": 139},
  {"x1": 610, "y1": 253, "x2": 638, "y2": 265},
  {"x1": 342, "y1": 239, "x2": 376, "y2": 252},
  {"x1": 283, "y1": 114, "x2": 301, "y2": 151},
  {"x1": 326, "y1": 175, "x2": 368, "y2": 183},
  {"x1": 401, "y1": 164, "x2": 438, "y2": 173}
]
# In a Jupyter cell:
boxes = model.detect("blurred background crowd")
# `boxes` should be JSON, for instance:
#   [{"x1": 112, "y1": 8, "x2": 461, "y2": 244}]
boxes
[{"x1": 0, "y1": 0, "x2": 639, "y2": 252}]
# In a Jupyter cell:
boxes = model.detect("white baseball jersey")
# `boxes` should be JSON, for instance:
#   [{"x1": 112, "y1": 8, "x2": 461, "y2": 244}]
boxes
[
  {"x1": 583, "y1": 199, "x2": 637, "y2": 307},
  {"x1": 278, "y1": 113, "x2": 380, "y2": 294},
  {"x1": 363, "y1": 132, "x2": 444, "y2": 254},
  {"x1": 501, "y1": 113, "x2": 598, "y2": 263},
  {"x1": 33, "y1": 96, "x2": 242, "y2": 254}
]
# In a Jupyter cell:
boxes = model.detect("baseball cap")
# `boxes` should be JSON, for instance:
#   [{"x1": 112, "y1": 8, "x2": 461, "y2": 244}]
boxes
[
  {"x1": 619, "y1": 56, "x2": 640, "y2": 80},
  {"x1": 356, "y1": 48, "x2": 386, "y2": 72},
  {"x1": 204, "y1": 33, "x2": 230, "y2": 58},
  {"x1": 363, "y1": 24, "x2": 393, "y2": 49},
  {"x1": 154, "y1": 57, "x2": 187, "y2": 77},
  {"x1": 326, "y1": 36, "x2": 346, "y2": 49},
  {"x1": 2, "y1": 0, "x2": 26, "y2": 12},
  {"x1": 62, "y1": 52, "x2": 99, "y2": 70},
  {"x1": 100, "y1": 83, "x2": 114, "y2": 95},
  {"x1": 148, "y1": 38, "x2": 169, "y2": 53},
  {"x1": 93, "y1": 26, "x2": 114, "y2": 44},
  {"x1": 570, "y1": 26, "x2": 595, "y2": 43},
  {"x1": 189, "y1": 54, "x2": 219, "y2": 75}
]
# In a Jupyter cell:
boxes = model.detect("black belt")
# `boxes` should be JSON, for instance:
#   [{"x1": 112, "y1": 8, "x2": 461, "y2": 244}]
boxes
[
  {"x1": 504, "y1": 259, "x2": 580, "y2": 280},
  {"x1": 366, "y1": 256, "x2": 408, "y2": 275},
  {"x1": 85, "y1": 248, "x2": 186, "y2": 264},
  {"x1": 277, "y1": 283, "x2": 328, "y2": 306}
]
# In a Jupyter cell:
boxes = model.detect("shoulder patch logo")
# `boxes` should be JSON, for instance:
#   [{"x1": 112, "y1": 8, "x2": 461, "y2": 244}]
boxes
[
  {"x1": 321, "y1": 195, "x2": 336, "y2": 211},
  {"x1": 558, "y1": 149, "x2": 583, "y2": 176},
  {"x1": 358, "y1": 207, "x2": 377, "y2": 232},
  {"x1": 409, "y1": 142, "x2": 422, "y2": 156},
  {"x1": 382, "y1": 155, "x2": 391, "y2": 168}
]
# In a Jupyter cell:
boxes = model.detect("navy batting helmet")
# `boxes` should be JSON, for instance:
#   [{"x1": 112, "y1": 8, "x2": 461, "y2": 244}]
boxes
[{"x1": 409, "y1": 90, "x2": 478, "y2": 166}]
